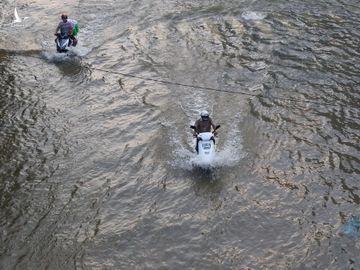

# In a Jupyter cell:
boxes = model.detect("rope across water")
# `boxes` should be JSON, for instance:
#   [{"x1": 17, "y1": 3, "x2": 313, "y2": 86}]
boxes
[
  {"x1": 92, "y1": 66, "x2": 338, "y2": 107},
  {"x1": 1, "y1": 51, "x2": 341, "y2": 107}
]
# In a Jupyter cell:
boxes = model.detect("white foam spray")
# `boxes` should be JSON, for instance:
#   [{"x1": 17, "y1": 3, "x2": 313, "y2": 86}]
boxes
[
  {"x1": 42, "y1": 47, "x2": 90, "y2": 62},
  {"x1": 241, "y1": 11, "x2": 267, "y2": 21}
]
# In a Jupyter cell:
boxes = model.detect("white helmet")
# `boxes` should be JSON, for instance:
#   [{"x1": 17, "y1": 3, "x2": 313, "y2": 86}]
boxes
[{"x1": 200, "y1": 110, "x2": 209, "y2": 118}]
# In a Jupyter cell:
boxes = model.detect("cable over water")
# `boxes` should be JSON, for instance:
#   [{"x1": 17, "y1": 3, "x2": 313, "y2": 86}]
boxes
[
  {"x1": 0, "y1": 49, "x2": 343, "y2": 107},
  {"x1": 92, "y1": 66, "x2": 339, "y2": 107}
]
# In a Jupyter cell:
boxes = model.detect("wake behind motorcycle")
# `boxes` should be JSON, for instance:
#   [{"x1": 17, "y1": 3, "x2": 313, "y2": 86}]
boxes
[{"x1": 190, "y1": 124, "x2": 221, "y2": 166}]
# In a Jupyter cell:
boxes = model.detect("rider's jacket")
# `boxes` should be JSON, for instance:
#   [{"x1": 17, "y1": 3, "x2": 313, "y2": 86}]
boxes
[{"x1": 194, "y1": 117, "x2": 215, "y2": 133}]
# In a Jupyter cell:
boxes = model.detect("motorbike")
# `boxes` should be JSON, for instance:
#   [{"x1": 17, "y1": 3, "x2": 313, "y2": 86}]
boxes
[
  {"x1": 55, "y1": 33, "x2": 73, "y2": 53},
  {"x1": 190, "y1": 124, "x2": 221, "y2": 165}
]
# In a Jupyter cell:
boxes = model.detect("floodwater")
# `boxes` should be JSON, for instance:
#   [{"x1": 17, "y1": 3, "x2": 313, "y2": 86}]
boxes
[{"x1": 0, "y1": 0, "x2": 359, "y2": 269}]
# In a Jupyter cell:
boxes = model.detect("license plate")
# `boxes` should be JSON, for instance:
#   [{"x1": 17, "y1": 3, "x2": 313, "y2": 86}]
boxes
[{"x1": 202, "y1": 142, "x2": 211, "y2": 150}]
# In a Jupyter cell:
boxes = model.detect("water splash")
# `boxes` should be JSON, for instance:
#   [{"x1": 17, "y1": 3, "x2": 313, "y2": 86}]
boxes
[
  {"x1": 172, "y1": 147, "x2": 244, "y2": 171},
  {"x1": 241, "y1": 11, "x2": 267, "y2": 21},
  {"x1": 42, "y1": 51, "x2": 75, "y2": 63},
  {"x1": 42, "y1": 47, "x2": 90, "y2": 62},
  {"x1": 170, "y1": 128, "x2": 245, "y2": 171},
  {"x1": 71, "y1": 47, "x2": 91, "y2": 57}
]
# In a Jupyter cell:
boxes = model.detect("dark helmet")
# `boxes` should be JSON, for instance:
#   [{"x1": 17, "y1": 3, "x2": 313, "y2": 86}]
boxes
[
  {"x1": 200, "y1": 110, "x2": 209, "y2": 120},
  {"x1": 61, "y1": 14, "x2": 68, "y2": 20}
]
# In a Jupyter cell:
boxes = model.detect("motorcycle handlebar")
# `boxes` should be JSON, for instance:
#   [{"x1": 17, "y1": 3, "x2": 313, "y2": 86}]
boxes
[{"x1": 190, "y1": 125, "x2": 221, "y2": 136}]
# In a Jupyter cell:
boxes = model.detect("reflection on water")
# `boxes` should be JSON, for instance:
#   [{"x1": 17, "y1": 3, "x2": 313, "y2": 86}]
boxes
[{"x1": 0, "y1": 0, "x2": 359, "y2": 269}]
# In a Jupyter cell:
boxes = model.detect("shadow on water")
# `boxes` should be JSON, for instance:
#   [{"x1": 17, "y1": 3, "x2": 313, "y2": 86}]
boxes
[
  {"x1": 53, "y1": 58, "x2": 83, "y2": 77},
  {"x1": 187, "y1": 167, "x2": 226, "y2": 199}
]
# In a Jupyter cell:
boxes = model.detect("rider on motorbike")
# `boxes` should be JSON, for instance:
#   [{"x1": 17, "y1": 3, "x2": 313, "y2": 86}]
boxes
[
  {"x1": 193, "y1": 110, "x2": 217, "y2": 152},
  {"x1": 54, "y1": 14, "x2": 78, "y2": 46}
]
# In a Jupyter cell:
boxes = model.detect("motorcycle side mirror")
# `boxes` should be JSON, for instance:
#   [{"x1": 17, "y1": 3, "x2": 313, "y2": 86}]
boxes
[{"x1": 190, "y1": 125, "x2": 196, "y2": 130}]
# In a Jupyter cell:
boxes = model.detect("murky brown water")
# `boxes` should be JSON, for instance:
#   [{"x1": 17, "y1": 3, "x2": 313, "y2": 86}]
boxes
[{"x1": 1, "y1": 0, "x2": 359, "y2": 269}]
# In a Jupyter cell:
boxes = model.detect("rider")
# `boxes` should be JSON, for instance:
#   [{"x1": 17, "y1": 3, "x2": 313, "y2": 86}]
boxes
[
  {"x1": 193, "y1": 110, "x2": 217, "y2": 152},
  {"x1": 54, "y1": 14, "x2": 78, "y2": 46}
]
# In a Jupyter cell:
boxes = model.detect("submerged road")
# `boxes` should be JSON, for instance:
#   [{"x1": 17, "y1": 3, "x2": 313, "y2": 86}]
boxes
[{"x1": 0, "y1": 0, "x2": 359, "y2": 269}]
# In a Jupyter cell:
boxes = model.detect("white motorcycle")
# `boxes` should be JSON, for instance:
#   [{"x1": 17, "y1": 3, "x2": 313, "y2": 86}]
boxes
[
  {"x1": 55, "y1": 33, "x2": 73, "y2": 53},
  {"x1": 190, "y1": 125, "x2": 221, "y2": 165}
]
